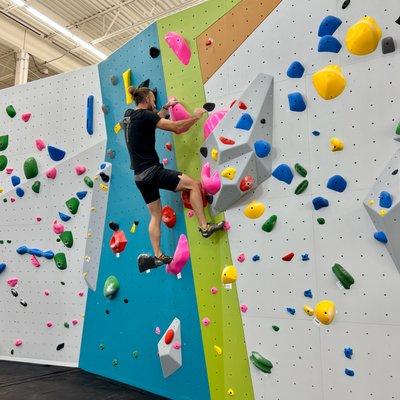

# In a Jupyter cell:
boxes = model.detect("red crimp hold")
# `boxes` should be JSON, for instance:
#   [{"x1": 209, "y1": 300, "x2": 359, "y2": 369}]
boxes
[
  {"x1": 165, "y1": 329, "x2": 174, "y2": 345},
  {"x1": 282, "y1": 252, "x2": 294, "y2": 261},
  {"x1": 219, "y1": 136, "x2": 235, "y2": 145},
  {"x1": 229, "y1": 99, "x2": 237, "y2": 108},
  {"x1": 238, "y1": 101, "x2": 247, "y2": 110}
]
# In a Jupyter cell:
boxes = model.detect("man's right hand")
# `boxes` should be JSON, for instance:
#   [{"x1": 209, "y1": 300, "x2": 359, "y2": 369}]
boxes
[{"x1": 193, "y1": 108, "x2": 206, "y2": 118}]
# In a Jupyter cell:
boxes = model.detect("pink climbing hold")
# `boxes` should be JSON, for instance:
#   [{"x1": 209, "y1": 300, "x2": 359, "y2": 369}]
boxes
[
  {"x1": 31, "y1": 255, "x2": 40, "y2": 268},
  {"x1": 15, "y1": 339, "x2": 22, "y2": 347},
  {"x1": 7, "y1": 278, "x2": 18, "y2": 287},
  {"x1": 75, "y1": 165, "x2": 86, "y2": 175},
  {"x1": 21, "y1": 113, "x2": 31, "y2": 122},
  {"x1": 173, "y1": 342, "x2": 181, "y2": 350},
  {"x1": 44, "y1": 290, "x2": 49, "y2": 296},
  {"x1": 35, "y1": 139, "x2": 46, "y2": 151},
  {"x1": 6, "y1": 167, "x2": 13, "y2": 174},
  {"x1": 223, "y1": 221, "x2": 231, "y2": 231},
  {"x1": 162, "y1": 158, "x2": 169, "y2": 166},
  {"x1": 78, "y1": 291, "x2": 84, "y2": 297},
  {"x1": 166, "y1": 234, "x2": 190, "y2": 276},
  {"x1": 72, "y1": 319, "x2": 78, "y2": 326},
  {"x1": 240, "y1": 304, "x2": 248, "y2": 313},
  {"x1": 46, "y1": 167, "x2": 57, "y2": 179},
  {"x1": 201, "y1": 162, "x2": 221, "y2": 195},
  {"x1": 46, "y1": 321, "x2": 53, "y2": 328},
  {"x1": 202, "y1": 317, "x2": 211, "y2": 327},
  {"x1": 155, "y1": 327, "x2": 161, "y2": 335},
  {"x1": 169, "y1": 103, "x2": 191, "y2": 123},
  {"x1": 53, "y1": 220, "x2": 65, "y2": 234},
  {"x1": 211, "y1": 287, "x2": 218, "y2": 294},
  {"x1": 10, "y1": 197, "x2": 16, "y2": 203},
  {"x1": 203, "y1": 110, "x2": 228, "y2": 139},
  {"x1": 36, "y1": 216, "x2": 42, "y2": 222},
  {"x1": 164, "y1": 31, "x2": 191, "y2": 65},
  {"x1": 187, "y1": 210, "x2": 194, "y2": 218},
  {"x1": 237, "y1": 253, "x2": 245, "y2": 263}
]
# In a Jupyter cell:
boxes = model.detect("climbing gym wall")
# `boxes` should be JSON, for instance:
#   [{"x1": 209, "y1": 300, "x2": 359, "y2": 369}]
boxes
[{"x1": 0, "y1": 66, "x2": 106, "y2": 366}]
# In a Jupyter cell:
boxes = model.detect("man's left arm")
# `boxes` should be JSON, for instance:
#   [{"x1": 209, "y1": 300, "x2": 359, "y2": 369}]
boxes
[{"x1": 157, "y1": 96, "x2": 178, "y2": 118}]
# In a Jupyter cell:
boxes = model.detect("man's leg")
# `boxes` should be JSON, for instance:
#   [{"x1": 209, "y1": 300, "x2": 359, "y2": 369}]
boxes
[{"x1": 147, "y1": 199, "x2": 163, "y2": 258}]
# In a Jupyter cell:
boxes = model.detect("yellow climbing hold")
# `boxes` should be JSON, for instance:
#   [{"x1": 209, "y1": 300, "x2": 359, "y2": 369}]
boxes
[
  {"x1": 379, "y1": 209, "x2": 388, "y2": 217},
  {"x1": 213, "y1": 345, "x2": 223, "y2": 355},
  {"x1": 368, "y1": 199, "x2": 375, "y2": 206},
  {"x1": 227, "y1": 388, "x2": 235, "y2": 396},
  {"x1": 90, "y1": 207, "x2": 96, "y2": 211},
  {"x1": 87, "y1": 232, "x2": 92, "y2": 238},
  {"x1": 0, "y1": 188, "x2": 3, "y2": 193},
  {"x1": 99, "y1": 183, "x2": 108, "y2": 192},
  {"x1": 314, "y1": 300, "x2": 336, "y2": 325},
  {"x1": 330, "y1": 137, "x2": 344, "y2": 152},
  {"x1": 221, "y1": 167, "x2": 236, "y2": 180},
  {"x1": 221, "y1": 265, "x2": 237, "y2": 284},
  {"x1": 130, "y1": 221, "x2": 138, "y2": 233},
  {"x1": 304, "y1": 305, "x2": 314, "y2": 316},
  {"x1": 83, "y1": 272, "x2": 88, "y2": 277},
  {"x1": 211, "y1": 148, "x2": 218, "y2": 161},
  {"x1": 312, "y1": 65, "x2": 347, "y2": 100},
  {"x1": 122, "y1": 68, "x2": 133, "y2": 104},
  {"x1": 244, "y1": 201, "x2": 265, "y2": 219},
  {"x1": 114, "y1": 122, "x2": 122, "y2": 134},
  {"x1": 345, "y1": 16, "x2": 382, "y2": 56}
]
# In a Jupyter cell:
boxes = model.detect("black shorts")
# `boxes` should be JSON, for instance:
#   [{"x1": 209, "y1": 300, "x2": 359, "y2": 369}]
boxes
[{"x1": 135, "y1": 165, "x2": 182, "y2": 204}]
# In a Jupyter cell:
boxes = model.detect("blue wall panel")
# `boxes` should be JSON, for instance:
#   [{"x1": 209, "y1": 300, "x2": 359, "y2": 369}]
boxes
[{"x1": 79, "y1": 23, "x2": 210, "y2": 400}]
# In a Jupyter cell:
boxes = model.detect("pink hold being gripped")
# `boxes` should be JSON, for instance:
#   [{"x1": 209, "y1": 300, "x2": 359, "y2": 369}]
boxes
[
  {"x1": 201, "y1": 162, "x2": 221, "y2": 195},
  {"x1": 164, "y1": 32, "x2": 191, "y2": 65},
  {"x1": 166, "y1": 234, "x2": 190, "y2": 276}
]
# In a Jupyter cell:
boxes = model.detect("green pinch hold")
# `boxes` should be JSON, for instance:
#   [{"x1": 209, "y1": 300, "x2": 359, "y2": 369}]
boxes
[
  {"x1": 332, "y1": 263, "x2": 355, "y2": 289},
  {"x1": 103, "y1": 275, "x2": 120, "y2": 298},
  {"x1": 64, "y1": 322, "x2": 70, "y2": 328},
  {"x1": 59, "y1": 231, "x2": 74, "y2": 248},
  {"x1": 272, "y1": 325, "x2": 280, "y2": 332},
  {"x1": 84, "y1": 176, "x2": 94, "y2": 188},
  {"x1": 249, "y1": 351, "x2": 273, "y2": 374},
  {"x1": 294, "y1": 163, "x2": 307, "y2": 177},
  {"x1": 132, "y1": 350, "x2": 139, "y2": 359},
  {"x1": 295, "y1": 179, "x2": 309, "y2": 195},
  {"x1": 99, "y1": 343, "x2": 105, "y2": 350},
  {"x1": 396, "y1": 121, "x2": 400, "y2": 135},
  {"x1": 32, "y1": 180, "x2": 41, "y2": 193},
  {"x1": 0, "y1": 155, "x2": 7, "y2": 171},
  {"x1": 24, "y1": 157, "x2": 39, "y2": 179},
  {"x1": 317, "y1": 217, "x2": 325, "y2": 225},
  {"x1": 6, "y1": 105, "x2": 16, "y2": 118},
  {"x1": 66, "y1": 197, "x2": 80, "y2": 215},
  {"x1": 0, "y1": 135, "x2": 9, "y2": 151},
  {"x1": 262, "y1": 215, "x2": 278, "y2": 233},
  {"x1": 54, "y1": 252, "x2": 67, "y2": 270}
]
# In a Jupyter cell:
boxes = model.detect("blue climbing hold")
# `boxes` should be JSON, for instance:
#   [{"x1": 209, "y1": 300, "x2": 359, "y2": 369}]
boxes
[
  {"x1": 16, "y1": 245, "x2": 28, "y2": 255},
  {"x1": 304, "y1": 289, "x2": 313, "y2": 298},
  {"x1": 345, "y1": 368, "x2": 355, "y2": 377},
  {"x1": 254, "y1": 140, "x2": 271, "y2": 158},
  {"x1": 235, "y1": 113, "x2": 253, "y2": 131},
  {"x1": 11, "y1": 175, "x2": 20, "y2": 187},
  {"x1": 288, "y1": 92, "x2": 306, "y2": 112},
  {"x1": 327, "y1": 175, "x2": 347, "y2": 192},
  {"x1": 379, "y1": 191, "x2": 392, "y2": 209},
  {"x1": 286, "y1": 307, "x2": 296, "y2": 315},
  {"x1": 272, "y1": 164, "x2": 294, "y2": 184},
  {"x1": 344, "y1": 347, "x2": 353, "y2": 359},
  {"x1": 76, "y1": 191, "x2": 87, "y2": 200},
  {"x1": 287, "y1": 61, "x2": 305, "y2": 78},
  {"x1": 312, "y1": 130, "x2": 320, "y2": 136},
  {"x1": 318, "y1": 15, "x2": 342, "y2": 37},
  {"x1": 0, "y1": 263, "x2": 6, "y2": 273},
  {"x1": 16, "y1": 187, "x2": 24, "y2": 198},
  {"x1": 252, "y1": 254, "x2": 260, "y2": 262},
  {"x1": 318, "y1": 35, "x2": 342, "y2": 53},
  {"x1": 16, "y1": 245, "x2": 54, "y2": 259},
  {"x1": 59, "y1": 212, "x2": 71, "y2": 222},
  {"x1": 301, "y1": 253, "x2": 310, "y2": 261},
  {"x1": 100, "y1": 163, "x2": 106, "y2": 170},
  {"x1": 312, "y1": 196, "x2": 329, "y2": 210},
  {"x1": 48, "y1": 145, "x2": 66, "y2": 162},
  {"x1": 374, "y1": 231, "x2": 388, "y2": 244}
]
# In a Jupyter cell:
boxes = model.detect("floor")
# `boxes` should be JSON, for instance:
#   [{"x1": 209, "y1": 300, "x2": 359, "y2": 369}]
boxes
[{"x1": 0, "y1": 360, "x2": 167, "y2": 400}]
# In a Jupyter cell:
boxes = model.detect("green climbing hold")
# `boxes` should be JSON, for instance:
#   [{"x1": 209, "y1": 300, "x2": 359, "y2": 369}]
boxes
[
  {"x1": 59, "y1": 231, "x2": 74, "y2": 248},
  {"x1": 272, "y1": 325, "x2": 280, "y2": 332},
  {"x1": 262, "y1": 215, "x2": 278, "y2": 233},
  {"x1": 103, "y1": 275, "x2": 120, "y2": 298},
  {"x1": 249, "y1": 351, "x2": 273, "y2": 373},
  {"x1": 32, "y1": 180, "x2": 41, "y2": 193},
  {"x1": 0, "y1": 135, "x2": 9, "y2": 151},
  {"x1": 99, "y1": 343, "x2": 105, "y2": 350},
  {"x1": 64, "y1": 322, "x2": 70, "y2": 328},
  {"x1": 54, "y1": 252, "x2": 67, "y2": 270},
  {"x1": 65, "y1": 197, "x2": 80, "y2": 215},
  {"x1": 132, "y1": 350, "x2": 139, "y2": 359},
  {"x1": 294, "y1": 163, "x2": 307, "y2": 177},
  {"x1": 0, "y1": 155, "x2": 7, "y2": 171},
  {"x1": 6, "y1": 105, "x2": 16, "y2": 118},
  {"x1": 317, "y1": 217, "x2": 325, "y2": 225},
  {"x1": 396, "y1": 121, "x2": 400, "y2": 135},
  {"x1": 84, "y1": 176, "x2": 94, "y2": 188},
  {"x1": 112, "y1": 359, "x2": 118, "y2": 366},
  {"x1": 23, "y1": 157, "x2": 39, "y2": 179},
  {"x1": 295, "y1": 179, "x2": 309, "y2": 195},
  {"x1": 332, "y1": 263, "x2": 355, "y2": 289}
]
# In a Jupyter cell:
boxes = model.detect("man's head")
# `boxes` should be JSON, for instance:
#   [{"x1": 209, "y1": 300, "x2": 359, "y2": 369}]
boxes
[{"x1": 129, "y1": 87, "x2": 156, "y2": 111}]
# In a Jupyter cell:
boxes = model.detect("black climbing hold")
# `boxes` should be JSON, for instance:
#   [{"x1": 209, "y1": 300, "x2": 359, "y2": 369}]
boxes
[
  {"x1": 20, "y1": 300, "x2": 27, "y2": 307},
  {"x1": 392, "y1": 169, "x2": 398, "y2": 175},
  {"x1": 99, "y1": 172, "x2": 110, "y2": 183},
  {"x1": 134, "y1": 221, "x2": 139, "y2": 226},
  {"x1": 11, "y1": 349, "x2": 14, "y2": 355},
  {"x1": 123, "y1": 298, "x2": 129, "y2": 304},
  {"x1": 11, "y1": 289, "x2": 18, "y2": 297},
  {"x1": 7, "y1": 240, "x2": 11, "y2": 244},
  {"x1": 152, "y1": 87, "x2": 158, "y2": 102},
  {"x1": 342, "y1": 0, "x2": 350, "y2": 9},
  {"x1": 206, "y1": 194, "x2": 213, "y2": 204},
  {"x1": 382, "y1": 37, "x2": 395, "y2": 54},
  {"x1": 56, "y1": 343, "x2": 65, "y2": 351},
  {"x1": 60, "y1": 281, "x2": 65, "y2": 285},
  {"x1": 200, "y1": 147, "x2": 208, "y2": 158},
  {"x1": 260, "y1": 118, "x2": 266, "y2": 124},
  {"x1": 109, "y1": 221, "x2": 119, "y2": 231},
  {"x1": 396, "y1": 16, "x2": 400, "y2": 25},
  {"x1": 56, "y1": 238, "x2": 61, "y2": 242},
  {"x1": 203, "y1": 102, "x2": 215, "y2": 112},
  {"x1": 149, "y1": 47, "x2": 160, "y2": 58},
  {"x1": 105, "y1": 309, "x2": 110, "y2": 314},
  {"x1": 138, "y1": 79, "x2": 150, "y2": 88}
]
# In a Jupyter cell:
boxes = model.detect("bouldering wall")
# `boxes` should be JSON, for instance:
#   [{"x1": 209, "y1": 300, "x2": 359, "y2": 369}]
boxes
[{"x1": 0, "y1": 66, "x2": 106, "y2": 366}]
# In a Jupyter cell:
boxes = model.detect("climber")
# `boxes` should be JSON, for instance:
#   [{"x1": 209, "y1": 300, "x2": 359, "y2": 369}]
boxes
[{"x1": 123, "y1": 87, "x2": 224, "y2": 267}]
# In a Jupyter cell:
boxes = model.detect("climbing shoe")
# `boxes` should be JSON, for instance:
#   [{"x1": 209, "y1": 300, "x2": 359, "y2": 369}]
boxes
[
  {"x1": 154, "y1": 253, "x2": 173, "y2": 266},
  {"x1": 199, "y1": 221, "x2": 225, "y2": 238}
]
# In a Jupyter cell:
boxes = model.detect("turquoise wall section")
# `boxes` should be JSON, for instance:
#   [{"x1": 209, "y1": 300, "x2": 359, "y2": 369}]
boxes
[{"x1": 79, "y1": 23, "x2": 210, "y2": 400}]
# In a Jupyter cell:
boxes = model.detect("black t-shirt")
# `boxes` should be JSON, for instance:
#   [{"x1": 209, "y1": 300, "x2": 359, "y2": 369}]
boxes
[{"x1": 124, "y1": 109, "x2": 161, "y2": 174}]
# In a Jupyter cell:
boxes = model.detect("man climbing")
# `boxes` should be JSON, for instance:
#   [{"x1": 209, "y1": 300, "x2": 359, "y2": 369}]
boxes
[{"x1": 123, "y1": 87, "x2": 224, "y2": 270}]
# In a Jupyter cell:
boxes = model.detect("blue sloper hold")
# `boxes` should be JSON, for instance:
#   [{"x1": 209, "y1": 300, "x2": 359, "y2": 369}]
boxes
[
  {"x1": 312, "y1": 196, "x2": 329, "y2": 210},
  {"x1": 59, "y1": 212, "x2": 71, "y2": 222},
  {"x1": 0, "y1": 263, "x2": 6, "y2": 273},
  {"x1": 318, "y1": 15, "x2": 342, "y2": 37},
  {"x1": 48, "y1": 145, "x2": 66, "y2": 162},
  {"x1": 374, "y1": 231, "x2": 388, "y2": 244},
  {"x1": 252, "y1": 254, "x2": 260, "y2": 262},
  {"x1": 312, "y1": 130, "x2": 320, "y2": 136},
  {"x1": 11, "y1": 175, "x2": 20, "y2": 187},
  {"x1": 301, "y1": 253, "x2": 310, "y2": 261},
  {"x1": 318, "y1": 35, "x2": 342, "y2": 53},
  {"x1": 272, "y1": 164, "x2": 294, "y2": 184},
  {"x1": 254, "y1": 140, "x2": 271, "y2": 158},
  {"x1": 235, "y1": 113, "x2": 254, "y2": 131},
  {"x1": 304, "y1": 289, "x2": 313, "y2": 298},
  {"x1": 288, "y1": 92, "x2": 306, "y2": 112},
  {"x1": 287, "y1": 61, "x2": 305, "y2": 78},
  {"x1": 345, "y1": 368, "x2": 355, "y2": 377},
  {"x1": 327, "y1": 175, "x2": 347, "y2": 192},
  {"x1": 344, "y1": 347, "x2": 353, "y2": 359},
  {"x1": 100, "y1": 163, "x2": 106, "y2": 170},
  {"x1": 16, "y1": 187, "x2": 24, "y2": 198},
  {"x1": 76, "y1": 191, "x2": 87, "y2": 200},
  {"x1": 286, "y1": 307, "x2": 296, "y2": 315},
  {"x1": 379, "y1": 191, "x2": 392, "y2": 208}
]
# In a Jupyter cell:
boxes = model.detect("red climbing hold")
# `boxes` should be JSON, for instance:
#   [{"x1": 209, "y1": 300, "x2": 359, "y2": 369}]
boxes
[
  {"x1": 206, "y1": 38, "x2": 213, "y2": 46},
  {"x1": 162, "y1": 205, "x2": 177, "y2": 228},
  {"x1": 240, "y1": 176, "x2": 255, "y2": 192},
  {"x1": 165, "y1": 143, "x2": 172, "y2": 151},
  {"x1": 109, "y1": 230, "x2": 128, "y2": 255},
  {"x1": 165, "y1": 329, "x2": 175, "y2": 345},
  {"x1": 282, "y1": 252, "x2": 294, "y2": 261},
  {"x1": 238, "y1": 101, "x2": 248, "y2": 110},
  {"x1": 219, "y1": 136, "x2": 235, "y2": 145},
  {"x1": 230, "y1": 100, "x2": 237, "y2": 108}
]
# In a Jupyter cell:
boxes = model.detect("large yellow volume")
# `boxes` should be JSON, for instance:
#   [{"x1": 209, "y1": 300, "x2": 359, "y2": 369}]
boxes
[
  {"x1": 122, "y1": 68, "x2": 133, "y2": 104},
  {"x1": 312, "y1": 65, "x2": 346, "y2": 100}
]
